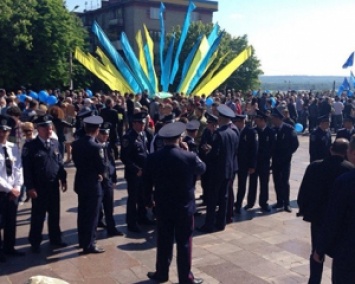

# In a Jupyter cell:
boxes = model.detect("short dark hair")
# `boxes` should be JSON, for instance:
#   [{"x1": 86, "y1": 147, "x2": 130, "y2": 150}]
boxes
[
  {"x1": 331, "y1": 138, "x2": 349, "y2": 156},
  {"x1": 6, "y1": 106, "x2": 21, "y2": 117}
]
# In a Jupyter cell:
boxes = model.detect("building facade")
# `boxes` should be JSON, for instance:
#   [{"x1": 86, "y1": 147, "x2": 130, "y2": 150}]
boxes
[{"x1": 78, "y1": 0, "x2": 218, "y2": 53}]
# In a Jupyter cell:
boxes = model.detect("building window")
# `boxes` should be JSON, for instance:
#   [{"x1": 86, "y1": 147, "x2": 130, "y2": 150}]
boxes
[
  {"x1": 149, "y1": 30, "x2": 161, "y2": 42},
  {"x1": 191, "y1": 11, "x2": 199, "y2": 22},
  {"x1": 150, "y1": 7, "x2": 160, "y2": 20}
]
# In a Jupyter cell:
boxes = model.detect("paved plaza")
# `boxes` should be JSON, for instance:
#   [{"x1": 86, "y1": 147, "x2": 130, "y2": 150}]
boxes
[{"x1": 0, "y1": 136, "x2": 333, "y2": 284}]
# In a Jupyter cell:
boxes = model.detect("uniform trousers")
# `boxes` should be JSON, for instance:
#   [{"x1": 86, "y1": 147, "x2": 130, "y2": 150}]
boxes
[
  {"x1": 155, "y1": 212, "x2": 194, "y2": 283},
  {"x1": 272, "y1": 163, "x2": 291, "y2": 206},
  {"x1": 235, "y1": 168, "x2": 249, "y2": 210},
  {"x1": 309, "y1": 223, "x2": 324, "y2": 284},
  {"x1": 332, "y1": 258, "x2": 355, "y2": 284},
  {"x1": 0, "y1": 193, "x2": 18, "y2": 251},
  {"x1": 77, "y1": 192, "x2": 102, "y2": 249},
  {"x1": 29, "y1": 182, "x2": 61, "y2": 247},
  {"x1": 126, "y1": 177, "x2": 146, "y2": 226},
  {"x1": 101, "y1": 183, "x2": 116, "y2": 232},
  {"x1": 248, "y1": 164, "x2": 270, "y2": 208},
  {"x1": 205, "y1": 179, "x2": 229, "y2": 230}
]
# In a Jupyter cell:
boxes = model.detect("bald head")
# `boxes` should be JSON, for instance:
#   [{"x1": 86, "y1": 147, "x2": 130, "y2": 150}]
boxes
[{"x1": 330, "y1": 138, "x2": 349, "y2": 157}]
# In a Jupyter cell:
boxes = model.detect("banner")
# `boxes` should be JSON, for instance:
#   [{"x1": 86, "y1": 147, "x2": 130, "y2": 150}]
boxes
[
  {"x1": 159, "y1": 2, "x2": 166, "y2": 81},
  {"x1": 136, "y1": 30, "x2": 148, "y2": 77},
  {"x1": 161, "y1": 34, "x2": 175, "y2": 91},
  {"x1": 169, "y1": 0, "x2": 197, "y2": 84},
  {"x1": 342, "y1": 52, "x2": 354, "y2": 69},
  {"x1": 121, "y1": 32, "x2": 155, "y2": 94},
  {"x1": 92, "y1": 21, "x2": 141, "y2": 93},
  {"x1": 197, "y1": 46, "x2": 252, "y2": 95},
  {"x1": 177, "y1": 36, "x2": 210, "y2": 94},
  {"x1": 143, "y1": 25, "x2": 158, "y2": 93}
]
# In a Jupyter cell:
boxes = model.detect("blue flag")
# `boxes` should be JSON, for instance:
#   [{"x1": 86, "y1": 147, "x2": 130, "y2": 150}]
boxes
[
  {"x1": 350, "y1": 71, "x2": 355, "y2": 88},
  {"x1": 161, "y1": 34, "x2": 175, "y2": 91},
  {"x1": 342, "y1": 77, "x2": 351, "y2": 90},
  {"x1": 91, "y1": 21, "x2": 141, "y2": 93},
  {"x1": 342, "y1": 52, "x2": 354, "y2": 69},
  {"x1": 159, "y1": 2, "x2": 166, "y2": 79},
  {"x1": 169, "y1": 0, "x2": 197, "y2": 84}
]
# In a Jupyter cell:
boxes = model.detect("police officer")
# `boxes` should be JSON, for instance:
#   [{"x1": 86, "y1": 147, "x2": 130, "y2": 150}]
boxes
[
  {"x1": 297, "y1": 139, "x2": 353, "y2": 283},
  {"x1": 309, "y1": 115, "x2": 332, "y2": 163},
  {"x1": 270, "y1": 108, "x2": 299, "y2": 212},
  {"x1": 144, "y1": 122, "x2": 205, "y2": 284},
  {"x1": 0, "y1": 115, "x2": 24, "y2": 262},
  {"x1": 198, "y1": 105, "x2": 239, "y2": 232},
  {"x1": 23, "y1": 115, "x2": 67, "y2": 253},
  {"x1": 247, "y1": 110, "x2": 275, "y2": 212},
  {"x1": 72, "y1": 116, "x2": 106, "y2": 254},
  {"x1": 121, "y1": 112, "x2": 153, "y2": 233},
  {"x1": 198, "y1": 113, "x2": 218, "y2": 204},
  {"x1": 73, "y1": 108, "x2": 93, "y2": 140},
  {"x1": 233, "y1": 114, "x2": 258, "y2": 213},
  {"x1": 336, "y1": 116, "x2": 355, "y2": 141},
  {"x1": 183, "y1": 120, "x2": 200, "y2": 154},
  {"x1": 96, "y1": 122, "x2": 123, "y2": 237}
]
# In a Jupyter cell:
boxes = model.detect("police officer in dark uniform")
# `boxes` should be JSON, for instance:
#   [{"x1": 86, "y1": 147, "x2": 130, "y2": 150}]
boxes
[
  {"x1": 198, "y1": 113, "x2": 218, "y2": 204},
  {"x1": 121, "y1": 112, "x2": 153, "y2": 233},
  {"x1": 309, "y1": 115, "x2": 332, "y2": 163},
  {"x1": 198, "y1": 105, "x2": 239, "y2": 233},
  {"x1": 248, "y1": 110, "x2": 275, "y2": 212},
  {"x1": 297, "y1": 139, "x2": 353, "y2": 284},
  {"x1": 144, "y1": 122, "x2": 205, "y2": 284},
  {"x1": 270, "y1": 108, "x2": 299, "y2": 212},
  {"x1": 183, "y1": 120, "x2": 200, "y2": 154},
  {"x1": 72, "y1": 116, "x2": 106, "y2": 254},
  {"x1": 96, "y1": 122, "x2": 123, "y2": 237},
  {"x1": 336, "y1": 116, "x2": 355, "y2": 141},
  {"x1": 233, "y1": 114, "x2": 258, "y2": 213},
  {"x1": 73, "y1": 108, "x2": 93, "y2": 140},
  {"x1": 23, "y1": 115, "x2": 67, "y2": 253},
  {"x1": 0, "y1": 115, "x2": 24, "y2": 262}
]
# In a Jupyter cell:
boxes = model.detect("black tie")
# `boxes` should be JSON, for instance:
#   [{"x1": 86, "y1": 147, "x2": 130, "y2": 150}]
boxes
[{"x1": 3, "y1": 147, "x2": 12, "y2": 176}]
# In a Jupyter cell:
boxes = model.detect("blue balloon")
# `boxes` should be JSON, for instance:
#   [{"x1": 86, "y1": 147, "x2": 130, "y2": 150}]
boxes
[
  {"x1": 295, "y1": 123, "x2": 303, "y2": 133},
  {"x1": 46, "y1": 95, "x2": 58, "y2": 106},
  {"x1": 270, "y1": 97, "x2": 276, "y2": 107},
  {"x1": 29, "y1": 91, "x2": 38, "y2": 100},
  {"x1": 86, "y1": 89, "x2": 93, "y2": 97},
  {"x1": 252, "y1": 90, "x2": 258, "y2": 96},
  {"x1": 38, "y1": 90, "x2": 49, "y2": 103},
  {"x1": 18, "y1": 94, "x2": 27, "y2": 103},
  {"x1": 205, "y1": 97, "x2": 214, "y2": 106}
]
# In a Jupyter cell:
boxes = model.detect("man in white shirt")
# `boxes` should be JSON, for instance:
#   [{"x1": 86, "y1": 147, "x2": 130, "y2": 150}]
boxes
[{"x1": 0, "y1": 115, "x2": 24, "y2": 262}]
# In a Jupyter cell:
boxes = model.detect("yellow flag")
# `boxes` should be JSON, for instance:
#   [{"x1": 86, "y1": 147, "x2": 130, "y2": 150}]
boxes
[
  {"x1": 178, "y1": 36, "x2": 210, "y2": 94},
  {"x1": 197, "y1": 46, "x2": 252, "y2": 96},
  {"x1": 193, "y1": 51, "x2": 230, "y2": 94},
  {"x1": 95, "y1": 47, "x2": 133, "y2": 93},
  {"x1": 74, "y1": 47, "x2": 124, "y2": 91},
  {"x1": 143, "y1": 24, "x2": 159, "y2": 92},
  {"x1": 136, "y1": 30, "x2": 148, "y2": 77}
]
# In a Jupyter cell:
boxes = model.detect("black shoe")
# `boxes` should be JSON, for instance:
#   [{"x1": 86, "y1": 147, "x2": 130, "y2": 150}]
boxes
[
  {"x1": 243, "y1": 205, "x2": 253, "y2": 211},
  {"x1": 50, "y1": 241, "x2": 68, "y2": 248},
  {"x1": 0, "y1": 252, "x2": 6, "y2": 262},
  {"x1": 31, "y1": 246, "x2": 41, "y2": 254},
  {"x1": 137, "y1": 218, "x2": 156, "y2": 226},
  {"x1": 194, "y1": 211, "x2": 202, "y2": 216},
  {"x1": 147, "y1": 271, "x2": 168, "y2": 283},
  {"x1": 83, "y1": 246, "x2": 105, "y2": 254},
  {"x1": 192, "y1": 278, "x2": 204, "y2": 284},
  {"x1": 272, "y1": 203, "x2": 283, "y2": 209},
  {"x1": 226, "y1": 218, "x2": 233, "y2": 224},
  {"x1": 107, "y1": 229, "x2": 124, "y2": 237},
  {"x1": 196, "y1": 225, "x2": 213, "y2": 233},
  {"x1": 284, "y1": 205, "x2": 292, "y2": 213},
  {"x1": 127, "y1": 225, "x2": 142, "y2": 233},
  {"x1": 97, "y1": 220, "x2": 107, "y2": 228},
  {"x1": 261, "y1": 205, "x2": 271, "y2": 212},
  {"x1": 3, "y1": 249, "x2": 25, "y2": 256}
]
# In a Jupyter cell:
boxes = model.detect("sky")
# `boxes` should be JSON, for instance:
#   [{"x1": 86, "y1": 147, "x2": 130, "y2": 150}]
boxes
[{"x1": 66, "y1": 0, "x2": 355, "y2": 76}]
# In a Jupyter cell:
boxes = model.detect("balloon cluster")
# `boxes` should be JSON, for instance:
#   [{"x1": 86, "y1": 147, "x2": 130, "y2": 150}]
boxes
[{"x1": 18, "y1": 90, "x2": 58, "y2": 106}]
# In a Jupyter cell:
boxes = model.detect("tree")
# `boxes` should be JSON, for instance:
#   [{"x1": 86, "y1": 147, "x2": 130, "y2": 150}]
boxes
[
  {"x1": 0, "y1": 0, "x2": 88, "y2": 90},
  {"x1": 167, "y1": 22, "x2": 263, "y2": 93}
]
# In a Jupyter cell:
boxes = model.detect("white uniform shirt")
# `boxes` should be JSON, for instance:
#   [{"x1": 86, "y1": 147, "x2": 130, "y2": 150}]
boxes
[{"x1": 0, "y1": 141, "x2": 23, "y2": 193}]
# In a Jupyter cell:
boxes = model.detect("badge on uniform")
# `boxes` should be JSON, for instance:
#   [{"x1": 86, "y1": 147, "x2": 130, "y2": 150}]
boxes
[
  {"x1": 122, "y1": 138, "x2": 129, "y2": 148},
  {"x1": 99, "y1": 148, "x2": 104, "y2": 159}
]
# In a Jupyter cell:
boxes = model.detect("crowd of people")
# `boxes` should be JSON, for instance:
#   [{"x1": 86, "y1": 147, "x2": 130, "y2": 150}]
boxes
[{"x1": 0, "y1": 86, "x2": 354, "y2": 283}]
